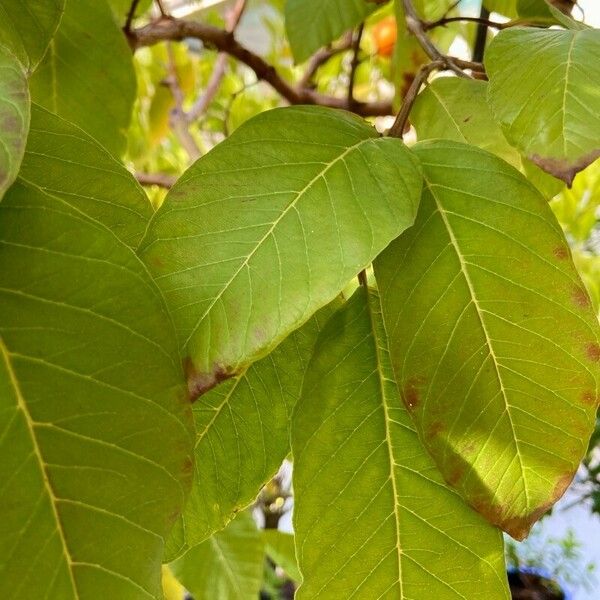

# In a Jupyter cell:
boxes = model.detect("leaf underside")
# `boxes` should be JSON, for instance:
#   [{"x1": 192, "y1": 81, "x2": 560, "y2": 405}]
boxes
[
  {"x1": 140, "y1": 106, "x2": 422, "y2": 395},
  {"x1": 292, "y1": 287, "x2": 509, "y2": 599},
  {"x1": 486, "y1": 27, "x2": 600, "y2": 185},
  {"x1": 375, "y1": 140, "x2": 600, "y2": 539}
]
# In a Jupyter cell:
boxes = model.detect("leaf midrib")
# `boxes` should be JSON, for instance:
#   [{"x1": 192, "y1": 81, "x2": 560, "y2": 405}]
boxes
[
  {"x1": 426, "y1": 180, "x2": 530, "y2": 506},
  {"x1": 0, "y1": 338, "x2": 78, "y2": 598},
  {"x1": 181, "y1": 135, "x2": 378, "y2": 352}
]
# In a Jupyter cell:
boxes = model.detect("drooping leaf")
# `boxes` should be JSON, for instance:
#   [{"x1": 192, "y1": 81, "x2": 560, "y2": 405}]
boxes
[
  {"x1": 285, "y1": 0, "x2": 379, "y2": 63},
  {"x1": 0, "y1": 46, "x2": 29, "y2": 201},
  {"x1": 170, "y1": 512, "x2": 264, "y2": 600},
  {"x1": 374, "y1": 140, "x2": 600, "y2": 539},
  {"x1": 29, "y1": 0, "x2": 136, "y2": 156},
  {"x1": 292, "y1": 287, "x2": 509, "y2": 599},
  {"x1": 263, "y1": 530, "x2": 301, "y2": 583},
  {"x1": 0, "y1": 182, "x2": 194, "y2": 598},
  {"x1": 411, "y1": 77, "x2": 520, "y2": 168},
  {"x1": 486, "y1": 27, "x2": 600, "y2": 185},
  {"x1": 139, "y1": 106, "x2": 422, "y2": 395},
  {"x1": 165, "y1": 301, "x2": 340, "y2": 560},
  {"x1": 0, "y1": 0, "x2": 64, "y2": 72}
]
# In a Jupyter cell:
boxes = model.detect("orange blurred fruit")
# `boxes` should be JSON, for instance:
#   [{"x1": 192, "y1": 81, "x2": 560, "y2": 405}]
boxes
[{"x1": 372, "y1": 16, "x2": 397, "y2": 57}]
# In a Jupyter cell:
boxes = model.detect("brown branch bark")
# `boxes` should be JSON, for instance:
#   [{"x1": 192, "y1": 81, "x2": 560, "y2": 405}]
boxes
[
  {"x1": 136, "y1": 172, "x2": 178, "y2": 188},
  {"x1": 128, "y1": 18, "x2": 393, "y2": 117},
  {"x1": 186, "y1": 0, "x2": 247, "y2": 122},
  {"x1": 298, "y1": 33, "x2": 353, "y2": 88}
]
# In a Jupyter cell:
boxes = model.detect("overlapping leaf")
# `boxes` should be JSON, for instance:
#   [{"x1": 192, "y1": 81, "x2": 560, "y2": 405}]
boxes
[
  {"x1": 18, "y1": 105, "x2": 152, "y2": 248},
  {"x1": 29, "y1": 0, "x2": 136, "y2": 156},
  {"x1": 165, "y1": 302, "x2": 339, "y2": 560},
  {"x1": 375, "y1": 140, "x2": 600, "y2": 539},
  {"x1": 170, "y1": 513, "x2": 264, "y2": 600},
  {"x1": 0, "y1": 182, "x2": 194, "y2": 598},
  {"x1": 140, "y1": 106, "x2": 422, "y2": 394},
  {"x1": 0, "y1": 47, "x2": 29, "y2": 201},
  {"x1": 411, "y1": 78, "x2": 520, "y2": 168},
  {"x1": 0, "y1": 0, "x2": 64, "y2": 72},
  {"x1": 285, "y1": 0, "x2": 379, "y2": 63},
  {"x1": 263, "y1": 530, "x2": 301, "y2": 583},
  {"x1": 411, "y1": 77, "x2": 563, "y2": 198},
  {"x1": 486, "y1": 27, "x2": 600, "y2": 185},
  {"x1": 292, "y1": 287, "x2": 509, "y2": 599}
]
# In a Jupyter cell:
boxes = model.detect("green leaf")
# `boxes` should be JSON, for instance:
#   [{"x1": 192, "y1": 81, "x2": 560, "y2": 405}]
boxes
[
  {"x1": 0, "y1": 0, "x2": 64, "y2": 72},
  {"x1": 108, "y1": 0, "x2": 153, "y2": 22},
  {"x1": 517, "y1": 0, "x2": 588, "y2": 30},
  {"x1": 292, "y1": 287, "x2": 509, "y2": 599},
  {"x1": 17, "y1": 105, "x2": 152, "y2": 249},
  {"x1": 0, "y1": 46, "x2": 29, "y2": 201},
  {"x1": 411, "y1": 77, "x2": 520, "y2": 168},
  {"x1": 374, "y1": 140, "x2": 600, "y2": 539},
  {"x1": 285, "y1": 0, "x2": 378, "y2": 63},
  {"x1": 29, "y1": 0, "x2": 136, "y2": 156},
  {"x1": 263, "y1": 530, "x2": 301, "y2": 583},
  {"x1": 0, "y1": 182, "x2": 194, "y2": 598},
  {"x1": 139, "y1": 106, "x2": 422, "y2": 394},
  {"x1": 410, "y1": 77, "x2": 564, "y2": 199},
  {"x1": 484, "y1": 0, "x2": 517, "y2": 17},
  {"x1": 165, "y1": 302, "x2": 339, "y2": 560},
  {"x1": 486, "y1": 28, "x2": 600, "y2": 185},
  {"x1": 170, "y1": 513, "x2": 264, "y2": 600}
]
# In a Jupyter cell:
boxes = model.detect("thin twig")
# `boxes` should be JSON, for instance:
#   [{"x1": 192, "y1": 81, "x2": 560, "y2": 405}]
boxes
[
  {"x1": 388, "y1": 60, "x2": 443, "y2": 138},
  {"x1": 298, "y1": 33, "x2": 353, "y2": 88},
  {"x1": 347, "y1": 23, "x2": 364, "y2": 106},
  {"x1": 472, "y1": 6, "x2": 491, "y2": 63},
  {"x1": 155, "y1": 0, "x2": 168, "y2": 18},
  {"x1": 187, "y1": 0, "x2": 247, "y2": 123},
  {"x1": 423, "y1": 16, "x2": 506, "y2": 31},
  {"x1": 136, "y1": 172, "x2": 177, "y2": 188},
  {"x1": 124, "y1": 0, "x2": 142, "y2": 33},
  {"x1": 129, "y1": 18, "x2": 394, "y2": 117}
]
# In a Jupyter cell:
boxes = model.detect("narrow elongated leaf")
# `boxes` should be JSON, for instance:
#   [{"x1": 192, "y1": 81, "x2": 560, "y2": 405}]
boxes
[
  {"x1": 263, "y1": 530, "x2": 301, "y2": 583},
  {"x1": 0, "y1": 183, "x2": 194, "y2": 598},
  {"x1": 375, "y1": 140, "x2": 600, "y2": 539},
  {"x1": 18, "y1": 104, "x2": 152, "y2": 248},
  {"x1": 29, "y1": 0, "x2": 136, "y2": 156},
  {"x1": 285, "y1": 0, "x2": 378, "y2": 63},
  {"x1": 486, "y1": 28, "x2": 600, "y2": 185},
  {"x1": 0, "y1": 0, "x2": 64, "y2": 72},
  {"x1": 411, "y1": 78, "x2": 520, "y2": 167},
  {"x1": 165, "y1": 302, "x2": 339, "y2": 560},
  {"x1": 292, "y1": 287, "x2": 509, "y2": 599},
  {"x1": 0, "y1": 47, "x2": 29, "y2": 201},
  {"x1": 170, "y1": 513, "x2": 264, "y2": 600},
  {"x1": 140, "y1": 106, "x2": 422, "y2": 394}
]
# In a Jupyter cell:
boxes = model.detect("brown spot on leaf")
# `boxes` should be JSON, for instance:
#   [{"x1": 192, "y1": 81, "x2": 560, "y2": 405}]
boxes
[
  {"x1": 529, "y1": 148, "x2": 600, "y2": 187},
  {"x1": 184, "y1": 357, "x2": 236, "y2": 402},
  {"x1": 402, "y1": 376, "x2": 425, "y2": 411},
  {"x1": 582, "y1": 390, "x2": 599, "y2": 407},
  {"x1": 585, "y1": 342, "x2": 600, "y2": 362},
  {"x1": 182, "y1": 455, "x2": 194, "y2": 475},
  {"x1": 428, "y1": 420, "x2": 445, "y2": 439},
  {"x1": 553, "y1": 245, "x2": 569, "y2": 260},
  {"x1": 463, "y1": 116, "x2": 472, "y2": 123},
  {"x1": 572, "y1": 285, "x2": 591, "y2": 308}
]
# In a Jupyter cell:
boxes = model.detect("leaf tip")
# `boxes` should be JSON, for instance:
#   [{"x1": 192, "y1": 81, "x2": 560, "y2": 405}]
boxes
[
  {"x1": 184, "y1": 357, "x2": 236, "y2": 402},
  {"x1": 529, "y1": 149, "x2": 600, "y2": 187}
]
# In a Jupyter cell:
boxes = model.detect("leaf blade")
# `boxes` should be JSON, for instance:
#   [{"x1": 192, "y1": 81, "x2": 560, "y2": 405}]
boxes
[
  {"x1": 140, "y1": 106, "x2": 422, "y2": 392},
  {"x1": 292, "y1": 287, "x2": 509, "y2": 599},
  {"x1": 375, "y1": 140, "x2": 600, "y2": 538}
]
